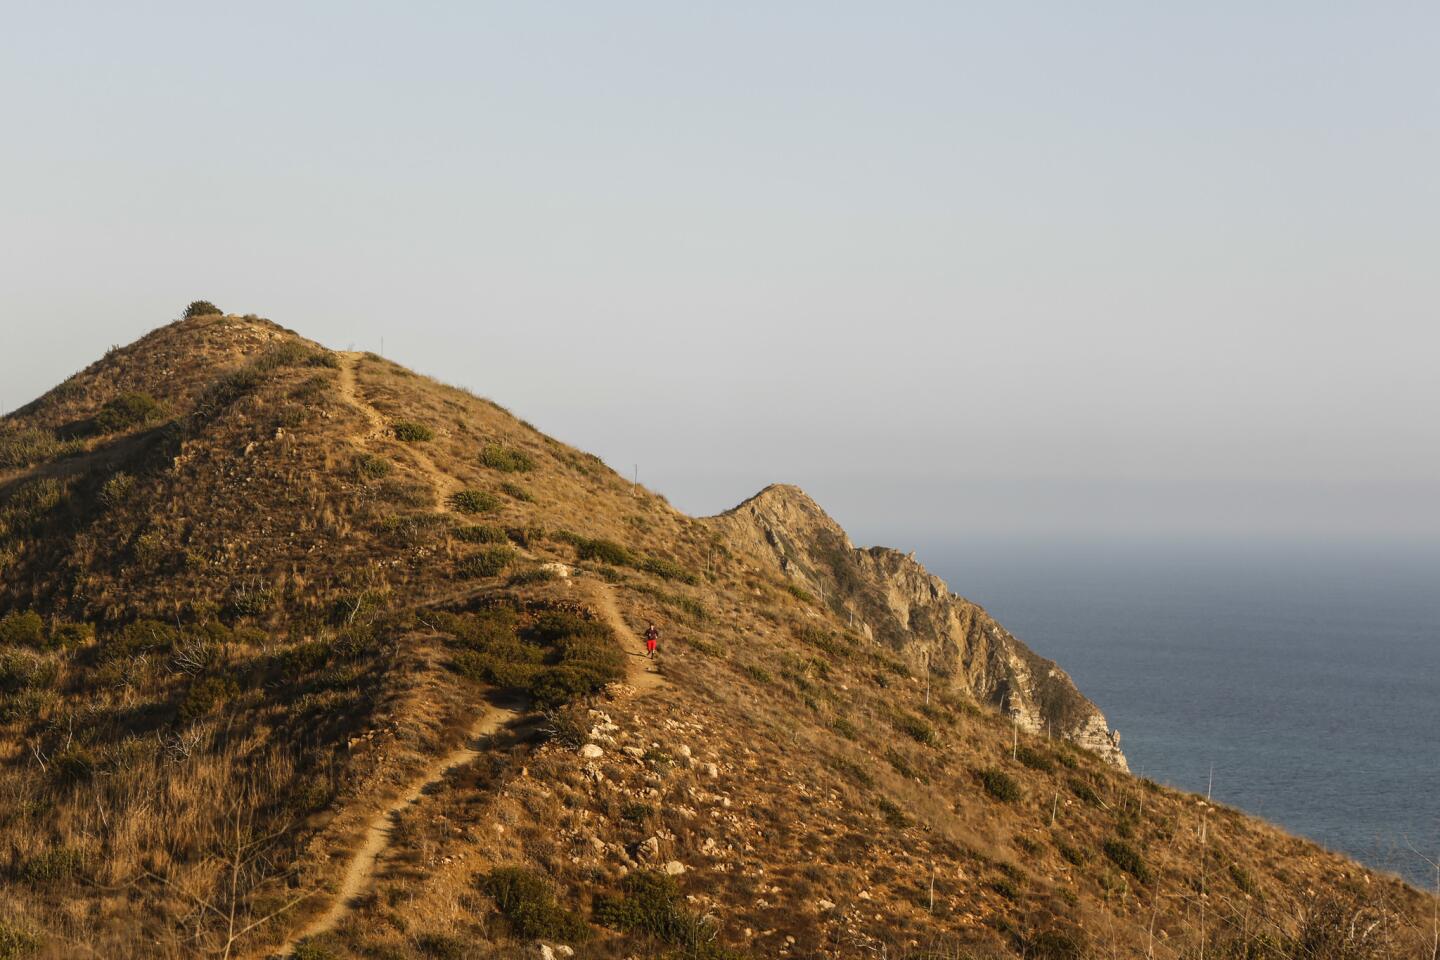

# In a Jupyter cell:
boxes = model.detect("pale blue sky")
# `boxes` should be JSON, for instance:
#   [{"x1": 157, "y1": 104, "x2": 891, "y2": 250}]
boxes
[{"x1": 3, "y1": 2, "x2": 1436, "y2": 545}]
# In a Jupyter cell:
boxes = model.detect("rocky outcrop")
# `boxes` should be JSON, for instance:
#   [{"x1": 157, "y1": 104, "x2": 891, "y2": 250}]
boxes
[{"x1": 708, "y1": 484, "x2": 1127, "y2": 768}]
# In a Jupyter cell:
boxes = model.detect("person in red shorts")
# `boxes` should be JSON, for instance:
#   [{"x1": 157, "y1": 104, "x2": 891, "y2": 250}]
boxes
[{"x1": 644, "y1": 622, "x2": 659, "y2": 658}]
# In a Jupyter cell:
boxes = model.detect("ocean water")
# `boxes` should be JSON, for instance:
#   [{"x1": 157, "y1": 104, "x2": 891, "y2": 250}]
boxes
[{"x1": 920, "y1": 539, "x2": 1440, "y2": 889}]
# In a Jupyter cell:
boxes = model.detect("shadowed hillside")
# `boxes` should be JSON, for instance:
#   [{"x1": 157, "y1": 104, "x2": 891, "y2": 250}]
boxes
[{"x1": 0, "y1": 309, "x2": 1431, "y2": 959}]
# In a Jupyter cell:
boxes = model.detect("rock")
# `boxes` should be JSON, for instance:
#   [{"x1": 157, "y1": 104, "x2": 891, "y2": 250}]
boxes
[
  {"x1": 538, "y1": 946, "x2": 555, "y2": 960},
  {"x1": 622, "y1": 746, "x2": 646, "y2": 759},
  {"x1": 702, "y1": 762, "x2": 719, "y2": 778},
  {"x1": 542, "y1": 561, "x2": 572, "y2": 578},
  {"x1": 663, "y1": 860, "x2": 687, "y2": 875},
  {"x1": 637, "y1": 836, "x2": 661, "y2": 862},
  {"x1": 555, "y1": 948, "x2": 574, "y2": 959},
  {"x1": 817, "y1": 898, "x2": 836, "y2": 911},
  {"x1": 677, "y1": 744, "x2": 692, "y2": 759},
  {"x1": 579, "y1": 743, "x2": 604, "y2": 759}
]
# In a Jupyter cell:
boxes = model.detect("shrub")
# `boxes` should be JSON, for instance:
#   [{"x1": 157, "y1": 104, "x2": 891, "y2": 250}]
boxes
[
  {"x1": 1055, "y1": 840, "x2": 1089, "y2": 866},
  {"x1": 0, "y1": 918, "x2": 41, "y2": 958},
  {"x1": 594, "y1": 872, "x2": 742, "y2": 959},
  {"x1": 182, "y1": 300, "x2": 222, "y2": 318},
  {"x1": 378, "y1": 479, "x2": 432, "y2": 508},
  {"x1": 179, "y1": 675, "x2": 240, "y2": 723},
  {"x1": 1016, "y1": 745, "x2": 1054, "y2": 772},
  {"x1": 640, "y1": 555, "x2": 698, "y2": 585},
  {"x1": 978, "y1": 768, "x2": 1022, "y2": 803},
  {"x1": 353, "y1": 454, "x2": 392, "y2": 479},
  {"x1": 99, "y1": 472, "x2": 135, "y2": 508},
  {"x1": 0, "y1": 611, "x2": 45, "y2": 648},
  {"x1": 575, "y1": 537, "x2": 633, "y2": 566},
  {"x1": 479, "y1": 444, "x2": 534, "y2": 473},
  {"x1": 1102, "y1": 838, "x2": 1150, "y2": 883},
  {"x1": 91, "y1": 393, "x2": 161, "y2": 434},
  {"x1": 508, "y1": 566, "x2": 559, "y2": 586},
  {"x1": 884, "y1": 748, "x2": 921, "y2": 781},
  {"x1": 1067, "y1": 777, "x2": 1101, "y2": 806},
  {"x1": 0, "y1": 427, "x2": 78, "y2": 470},
  {"x1": 20, "y1": 846, "x2": 87, "y2": 886},
  {"x1": 481, "y1": 866, "x2": 589, "y2": 942},
  {"x1": 455, "y1": 523, "x2": 507, "y2": 544},
  {"x1": 892, "y1": 712, "x2": 937, "y2": 746},
  {"x1": 289, "y1": 942, "x2": 339, "y2": 960},
  {"x1": 1029, "y1": 929, "x2": 1087, "y2": 960},
  {"x1": 830, "y1": 716, "x2": 859, "y2": 740},
  {"x1": 458, "y1": 546, "x2": 515, "y2": 578},
  {"x1": 414, "y1": 934, "x2": 466, "y2": 960},
  {"x1": 306, "y1": 351, "x2": 342, "y2": 369},
  {"x1": 392, "y1": 421, "x2": 434, "y2": 442},
  {"x1": 449, "y1": 489, "x2": 501, "y2": 514},
  {"x1": 499, "y1": 481, "x2": 533, "y2": 502},
  {"x1": 877, "y1": 797, "x2": 910, "y2": 829}
]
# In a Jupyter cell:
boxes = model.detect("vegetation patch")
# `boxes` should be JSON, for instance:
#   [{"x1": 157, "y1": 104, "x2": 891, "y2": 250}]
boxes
[
  {"x1": 90, "y1": 392, "x2": 162, "y2": 435},
  {"x1": 1016, "y1": 745, "x2": 1054, "y2": 772},
  {"x1": 449, "y1": 489, "x2": 501, "y2": 514},
  {"x1": 499, "y1": 481, "x2": 533, "y2": 502},
  {"x1": 438, "y1": 607, "x2": 623, "y2": 709},
  {"x1": 1102, "y1": 838, "x2": 1150, "y2": 883},
  {"x1": 183, "y1": 299, "x2": 222, "y2": 318},
  {"x1": 978, "y1": 768, "x2": 1022, "y2": 803},
  {"x1": 479, "y1": 444, "x2": 534, "y2": 473},
  {"x1": 455, "y1": 523, "x2": 507, "y2": 544},
  {"x1": 594, "y1": 871, "x2": 745, "y2": 959},
  {"x1": 392, "y1": 421, "x2": 434, "y2": 442},
  {"x1": 481, "y1": 866, "x2": 589, "y2": 942},
  {"x1": 457, "y1": 546, "x2": 516, "y2": 578}
]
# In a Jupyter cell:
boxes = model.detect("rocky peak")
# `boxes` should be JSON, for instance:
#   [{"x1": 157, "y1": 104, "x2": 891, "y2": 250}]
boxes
[{"x1": 709, "y1": 485, "x2": 1128, "y2": 768}]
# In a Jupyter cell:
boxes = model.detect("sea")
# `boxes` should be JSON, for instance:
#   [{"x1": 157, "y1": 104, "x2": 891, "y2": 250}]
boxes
[{"x1": 921, "y1": 538, "x2": 1440, "y2": 890}]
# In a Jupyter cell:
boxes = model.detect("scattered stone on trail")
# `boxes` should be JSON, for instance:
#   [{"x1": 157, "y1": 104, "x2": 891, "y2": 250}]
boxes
[{"x1": 579, "y1": 743, "x2": 604, "y2": 759}]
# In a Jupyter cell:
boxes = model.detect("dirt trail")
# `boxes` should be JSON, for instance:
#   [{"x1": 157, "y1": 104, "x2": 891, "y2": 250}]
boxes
[
  {"x1": 336, "y1": 351, "x2": 462, "y2": 509},
  {"x1": 588, "y1": 581, "x2": 666, "y2": 696},
  {"x1": 271, "y1": 702, "x2": 520, "y2": 957}
]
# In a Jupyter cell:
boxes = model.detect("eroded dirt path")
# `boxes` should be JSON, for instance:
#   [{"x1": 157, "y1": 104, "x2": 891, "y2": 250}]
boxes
[
  {"x1": 588, "y1": 581, "x2": 666, "y2": 696},
  {"x1": 272, "y1": 702, "x2": 521, "y2": 957},
  {"x1": 336, "y1": 351, "x2": 462, "y2": 510}
]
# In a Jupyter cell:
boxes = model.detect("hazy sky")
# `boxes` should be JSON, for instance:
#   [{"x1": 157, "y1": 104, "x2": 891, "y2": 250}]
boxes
[{"x1": 3, "y1": 2, "x2": 1436, "y2": 547}]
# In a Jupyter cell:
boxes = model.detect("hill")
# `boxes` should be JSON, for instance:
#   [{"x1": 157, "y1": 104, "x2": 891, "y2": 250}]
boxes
[{"x1": 0, "y1": 309, "x2": 1431, "y2": 959}]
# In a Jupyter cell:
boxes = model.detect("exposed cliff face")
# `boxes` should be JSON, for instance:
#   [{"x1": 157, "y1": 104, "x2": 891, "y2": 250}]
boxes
[{"x1": 708, "y1": 484, "x2": 1128, "y2": 768}]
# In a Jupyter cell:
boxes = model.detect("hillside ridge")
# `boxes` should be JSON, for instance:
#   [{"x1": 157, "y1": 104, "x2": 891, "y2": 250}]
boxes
[{"x1": 0, "y1": 311, "x2": 1430, "y2": 960}]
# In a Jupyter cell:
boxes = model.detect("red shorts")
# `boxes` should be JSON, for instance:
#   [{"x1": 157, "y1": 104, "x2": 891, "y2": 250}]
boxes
[{"x1": 646, "y1": 639, "x2": 657, "y2": 651}]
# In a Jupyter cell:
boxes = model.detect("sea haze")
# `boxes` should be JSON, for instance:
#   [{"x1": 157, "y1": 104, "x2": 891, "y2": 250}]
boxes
[{"x1": 919, "y1": 538, "x2": 1440, "y2": 889}]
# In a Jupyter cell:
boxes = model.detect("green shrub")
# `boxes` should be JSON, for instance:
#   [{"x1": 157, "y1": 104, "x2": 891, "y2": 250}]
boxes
[
  {"x1": 91, "y1": 393, "x2": 162, "y2": 434},
  {"x1": 892, "y1": 712, "x2": 937, "y2": 746},
  {"x1": 183, "y1": 300, "x2": 222, "y2": 318},
  {"x1": 1055, "y1": 840, "x2": 1089, "y2": 866},
  {"x1": 414, "y1": 933, "x2": 466, "y2": 960},
  {"x1": 449, "y1": 489, "x2": 501, "y2": 514},
  {"x1": 1229, "y1": 863, "x2": 1260, "y2": 898},
  {"x1": 20, "y1": 846, "x2": 87, "y2": 886},
  {"x1": 457, "y1": 546, "x2": 515, "y2": 578},
  {"x1": 98, "y1": 472, "x2": 135, "y2": 509},
  {"x1": 499, "y1": 481, "x2": 533, "y2": 502},
  {"x1": 0, "y1": 427, "x2": 79, "y2": 470},
  {"x1": 194, "y1": 368, "x2": 263, "y2": 419},
  {"x1": 0, "y1": 918, "x2": 41, "y2": 958},
  {"x1": 830, "y1": 716, "x2": 859, "y2": 740},
  {"x1": 640, "y1": 555, "x2": 698, "y2": 584},
  {"x1": 575, "y1": 537, "x2": 633, "y2": 566},
  {"x1": 978, "y1": 768, "x2": 1022, "y2": 803},
  {"x1": 1016, "y1": 745, "x2": 1054, "y2": 772},
  {"x1": 1029, "y1": 928, "x2": 1087, "y2": 960},
  {"x1": 481, "y1": 867, "x2": 589, "y2": 942},
  {"x1": 306, "y1": 351, "x2": 342, "y2": 369},
  {"x1": 0, "y1": 612, "x2": 45, "y2": 648},
  {"x1": 479, "y1": 444, "x2": 534, "y2": 473},
  {"x1": 508, "y1": 566, "x2": 559, "y2": 586},
  {"x1": 1102, "y1": 838, "x2": 1150, "y2": 883},
  {"x1": 455, "y1": 523, "x2": 507, "y2": 544},
  {"x1": 353, "y1": 454, "x2": 392, "y2": 479},
  {"x1": 884, "y1": 748, "x2": 921, "y2": 781},
  {"x1": 1067, "y1": 777, "x2": 1101, "y2": 806},
  {"x1": 743, "y1": 664, "x2": 773, "y2": 684},
  {"x1": 594, "y1": 872, "x2": 742, "y2": 959},
  {"x1": 877, "y1": 797, "x2": 910, "y2": 829},
  {"x1": 179, "y1": 675, "x2": 240, "y2": 723},
  {"x1": 377, "y1": 479, "x2": 432, "y2": 508},
  {"x1": 289, "y1": 942, "x2": 339, "y2": 960},
  {"x1": 0, "y1": 649, "x2": 56, "y2": 694},
  {"x1": 392, "y1": 421, "x2": 434, "y2": 442}
]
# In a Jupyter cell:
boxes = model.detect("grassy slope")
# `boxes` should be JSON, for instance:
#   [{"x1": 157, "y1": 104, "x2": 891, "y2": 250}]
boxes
[{"x1": 0, "y1": 314, "x2": 1430, "y2": 960}]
